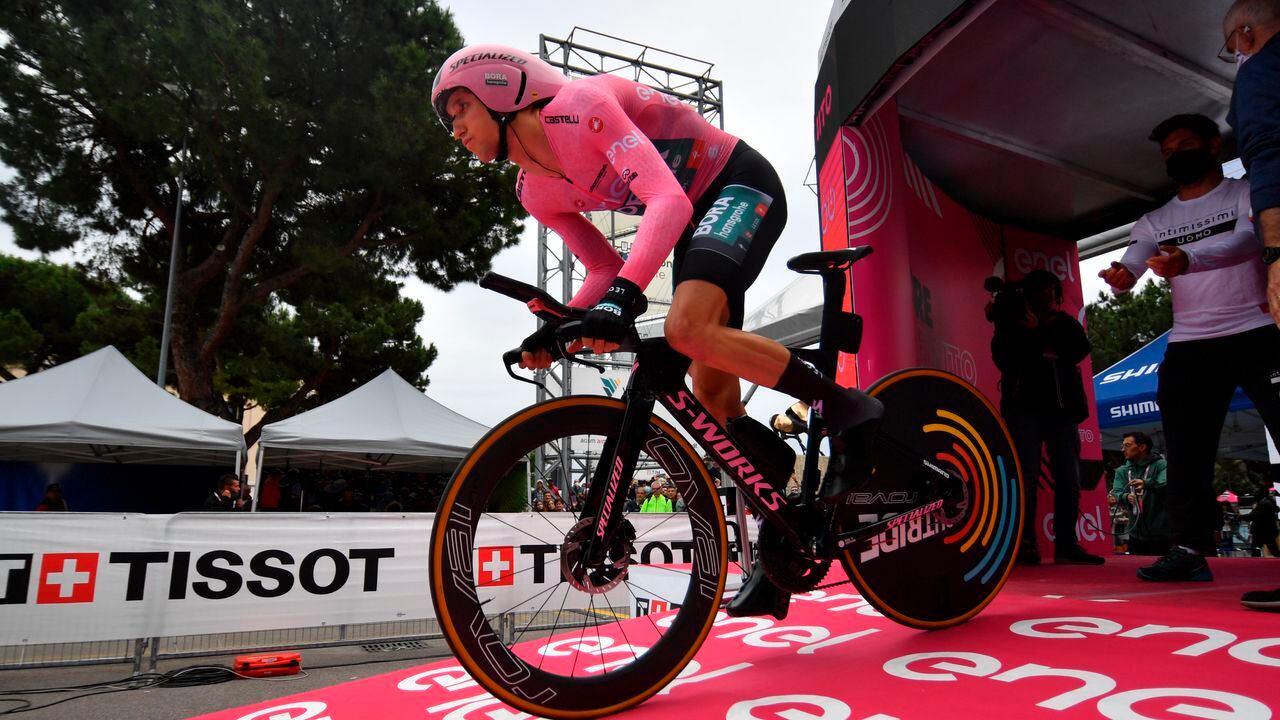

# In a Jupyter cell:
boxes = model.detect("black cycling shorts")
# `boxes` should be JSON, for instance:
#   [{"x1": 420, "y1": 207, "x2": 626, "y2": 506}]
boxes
[{"x1": 673, "y1": 141, "x2": 787, "y2": 328}]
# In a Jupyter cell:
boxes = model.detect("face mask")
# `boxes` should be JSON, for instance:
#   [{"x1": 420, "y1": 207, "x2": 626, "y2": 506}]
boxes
[{"x1": 1165, "y1": 149, "x2": 1216, "y2": 185}]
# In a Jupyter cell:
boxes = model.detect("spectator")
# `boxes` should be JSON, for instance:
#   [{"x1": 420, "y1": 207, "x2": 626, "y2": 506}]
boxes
[
  {"x1": 664, "y1": 484, "x2": 684, "y2": 512},
  {"x1": 1220, "y1": 499, "x2": 1242, "y2": 554},
  {"x1": 991, "y1": 269, "x2": 1103, "y2": 566},
  {"x1": 257, "y1": 468, "x2": 283, "y2": 511},
  {"x1": 204, "y1": 475, "x2": 241, "y2": 511},
  {"x1": 1100, "y1": 113, "x2": 1280, "y2": 582},
  {"x1": 625, "y1": 486, "x2": 647, "y2": 513},
  {"x1": 533, "y1": 500, "x2": 546, "y2": 513},
  {"x1": 1223, "y1": 0, "x2": 1280, "y2": 325},
  {"x1": 335, "y1": 488, "x2": 367, "y2": 512},
  {"x1": 531, "y1": 479, "x2": 548, "y2": 505},
  {"x1": 1109, "y1": 432, "x2": 1171, "y2": 555},
  {"x1": 642, "y1": 482, "x2": 673, "y2": 513},
  {"x1": 34, "y1": 483, "x2": 68, "y2": 512},
  {"x1": 552, "y1": 498, "x2": 566, "y2": 512},
  {"x1": 1223, "y1": 0, "x2": 1280, "y2": 611},
  {"x1": 1246, "y1": 489, "x2": 1280, "y2": 558}
]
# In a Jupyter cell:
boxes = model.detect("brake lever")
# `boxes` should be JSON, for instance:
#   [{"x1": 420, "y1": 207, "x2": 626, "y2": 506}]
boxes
[
  {"x1": 554, "y1": 321, "x2": 607, "y2": 375},
  {"x1": 501, "y1": 347, "x2": 550, "y2": 392}
]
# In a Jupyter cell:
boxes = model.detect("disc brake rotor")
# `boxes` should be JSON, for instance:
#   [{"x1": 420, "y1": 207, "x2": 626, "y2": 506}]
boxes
[{"x1": 561, "y1": 517, "x2": 636, "y2": 594}]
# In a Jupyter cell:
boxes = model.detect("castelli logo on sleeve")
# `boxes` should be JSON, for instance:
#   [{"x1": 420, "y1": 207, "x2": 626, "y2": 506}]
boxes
[{"x1": 588, "y1": 117, "x2": 604, "y2": 133}]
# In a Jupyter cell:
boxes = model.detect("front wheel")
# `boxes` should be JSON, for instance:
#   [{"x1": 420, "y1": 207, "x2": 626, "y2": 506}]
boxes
[
  {"x1": 836, "y1": 369, "x2": 1023, "y2": 629},
  {"x1": 429, "y1": 396, "x2": 727, "y2": 719}
]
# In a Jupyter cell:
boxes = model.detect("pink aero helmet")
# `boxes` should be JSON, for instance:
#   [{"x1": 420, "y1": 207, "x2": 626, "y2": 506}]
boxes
[{"x1": 431, "y1": 44, "x2": 567, "y2": 130}]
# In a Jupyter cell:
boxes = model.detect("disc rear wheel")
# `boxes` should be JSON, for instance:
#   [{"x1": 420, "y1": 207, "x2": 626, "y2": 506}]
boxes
[{"x1": 836, "y1": 369, "x2": 1023, "y2": 629}]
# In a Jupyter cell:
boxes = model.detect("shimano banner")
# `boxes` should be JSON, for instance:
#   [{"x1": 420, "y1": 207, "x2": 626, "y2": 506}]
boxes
[{"x1": 0, "y1": 512, "x2": 750, "y2": 646}]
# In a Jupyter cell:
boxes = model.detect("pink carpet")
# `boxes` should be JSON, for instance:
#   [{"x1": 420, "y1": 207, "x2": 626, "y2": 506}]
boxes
[{"x1": 195, "y1": 556, "x2": 1280, "y2": 719}]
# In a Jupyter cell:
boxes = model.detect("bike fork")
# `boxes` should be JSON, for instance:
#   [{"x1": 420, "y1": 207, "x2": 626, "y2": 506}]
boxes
[{"x1": 577, "y1": 391, "x2": 656, "y2": 565}]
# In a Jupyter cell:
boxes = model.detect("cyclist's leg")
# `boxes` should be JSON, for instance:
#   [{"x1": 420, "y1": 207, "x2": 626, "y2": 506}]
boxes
[
  {"x1": 667, "y1": 281, "x2": 744, "y2": 423},
  {"x1": 689, "y1": 362, "x2": 746, "y2": 425},
  {"x1": 667, "y1": 144, "x2": 881, "y2": 467}
]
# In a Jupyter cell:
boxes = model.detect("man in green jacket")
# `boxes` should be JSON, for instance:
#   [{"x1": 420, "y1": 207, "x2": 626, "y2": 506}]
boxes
[
  {"x1": 1110, "y1": 432, "x2": 1171, "y2": 555},
  {"x1": 642, "y1": 479, "x2": 673, "y2": 513}
]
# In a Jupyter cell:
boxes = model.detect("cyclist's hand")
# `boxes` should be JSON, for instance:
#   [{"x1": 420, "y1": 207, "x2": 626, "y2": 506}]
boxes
[
  {"x1": 582, "y1": 278, "x2": 646, "y2": 353},
  {"x1": 519, "y1": 323, "x2": 558, "y2": 369},
  {"x1": 519, "y1": 349, "x2": 553, "y2": 370}
]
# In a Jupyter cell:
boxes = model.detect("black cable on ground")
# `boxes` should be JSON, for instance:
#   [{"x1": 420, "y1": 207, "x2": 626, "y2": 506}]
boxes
[{"x1": 0, "y1": 664, "x2": 280, "y2": 716}]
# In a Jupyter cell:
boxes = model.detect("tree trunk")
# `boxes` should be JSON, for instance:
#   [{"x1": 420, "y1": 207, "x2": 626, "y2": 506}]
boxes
[{"x1": 168, "y1": 295, "x2": 224, "y2": 417}]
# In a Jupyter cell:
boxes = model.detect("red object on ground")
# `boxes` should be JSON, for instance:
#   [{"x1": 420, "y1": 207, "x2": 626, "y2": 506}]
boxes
[
  {"x1": 197, "y1": 557, "x2": 1280, "y2": 718},
  {"x1": 232, "y1": 652, "x2": 301, "y2": 678}
]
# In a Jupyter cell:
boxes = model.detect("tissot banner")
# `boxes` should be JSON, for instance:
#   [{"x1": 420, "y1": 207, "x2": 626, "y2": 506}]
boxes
[{"x1": 0, "y1": 512, "x2": 748, "y2": 646}]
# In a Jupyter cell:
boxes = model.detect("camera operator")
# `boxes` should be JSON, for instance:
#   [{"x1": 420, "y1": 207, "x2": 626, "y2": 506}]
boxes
[{"x1": 989, "y1": 269, "x2": 1104, "y2": 566}]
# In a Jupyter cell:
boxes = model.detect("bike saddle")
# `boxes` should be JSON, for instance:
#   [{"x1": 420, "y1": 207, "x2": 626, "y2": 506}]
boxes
[{"x1": 786, "y1": 246, "x2": 873, "y2": 274}]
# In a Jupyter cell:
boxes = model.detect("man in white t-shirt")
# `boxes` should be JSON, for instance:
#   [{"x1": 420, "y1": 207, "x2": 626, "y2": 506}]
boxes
[{"x1": 1100, "y1": 113, "x2": 1280, "y2": 582}]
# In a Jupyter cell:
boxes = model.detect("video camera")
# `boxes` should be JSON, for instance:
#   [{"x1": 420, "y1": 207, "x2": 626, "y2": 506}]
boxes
[{"x1": 983, "y1": 276, "x2": 1028, "y2": 328}]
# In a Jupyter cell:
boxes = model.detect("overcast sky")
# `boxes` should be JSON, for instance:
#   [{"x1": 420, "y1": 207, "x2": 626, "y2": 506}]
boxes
[{"x1": 0, "y1": 0, "x2": 1140, "y2": 429}]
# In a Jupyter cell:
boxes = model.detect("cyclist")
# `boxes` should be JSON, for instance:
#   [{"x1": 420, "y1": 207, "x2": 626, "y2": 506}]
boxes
[{"x1": 432, "y1": 44, "x2": 883, "y2": 618}]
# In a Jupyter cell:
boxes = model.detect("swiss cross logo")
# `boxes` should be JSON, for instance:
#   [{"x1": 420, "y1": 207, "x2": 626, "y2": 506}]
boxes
[
  {"x1": 754, "y1": 202, "x2": 768, "y2": 216},
  {"x1": 588, "y1": 116, "x2": 604, "y2": 133},
  {"x1": 37, "y1": 553, "x2": 98, "y2": 604},
  {"x1": 476, "y1": 546, "x2": 514, "y2": 587}
]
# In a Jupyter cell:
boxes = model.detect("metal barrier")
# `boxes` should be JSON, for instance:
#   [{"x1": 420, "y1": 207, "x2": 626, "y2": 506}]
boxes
[{"x1": 0, "y1": 612, "x2": 634, "y2": 675}]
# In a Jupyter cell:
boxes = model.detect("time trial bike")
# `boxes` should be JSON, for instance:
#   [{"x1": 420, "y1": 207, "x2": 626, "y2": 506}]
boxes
[{"x1": 429, "y1": 246, "x2": 1023, "y2": 719}]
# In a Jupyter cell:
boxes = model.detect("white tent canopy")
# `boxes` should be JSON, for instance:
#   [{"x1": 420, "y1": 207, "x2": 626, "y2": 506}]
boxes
[
  {"x1": 256, "y1": 369, "x2": 490, "y2": 474},
  {"x1": 0, "y1": 346, "x2": 245, "y2": 467}
]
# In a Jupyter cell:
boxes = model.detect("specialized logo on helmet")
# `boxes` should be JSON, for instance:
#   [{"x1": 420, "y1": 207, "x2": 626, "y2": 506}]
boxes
[
  {"x1": 483, "y1": 72, "x2": 508, "y2": 87},
  {"x1": 449, "y1": 52, "x2": 528, "y2": 73}
]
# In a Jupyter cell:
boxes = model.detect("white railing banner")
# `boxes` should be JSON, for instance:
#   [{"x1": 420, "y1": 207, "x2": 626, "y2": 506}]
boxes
[{"x1": 0, "y1": 511, "x2": 750, "y2": 646}]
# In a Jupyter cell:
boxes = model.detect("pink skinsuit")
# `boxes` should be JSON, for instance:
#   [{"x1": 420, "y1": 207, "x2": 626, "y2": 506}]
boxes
[{"x1": 516, "y1": 74, "x2": 739, "y2": 307}]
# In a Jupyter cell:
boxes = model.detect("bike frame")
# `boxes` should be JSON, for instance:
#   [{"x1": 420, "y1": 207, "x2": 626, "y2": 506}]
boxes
[
  {"x1": 578, "y1": 316, "x2": 952, "y2": 566},
  {"x1": 476, "y1": 259, "x2": 953, "y2": 567}
]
